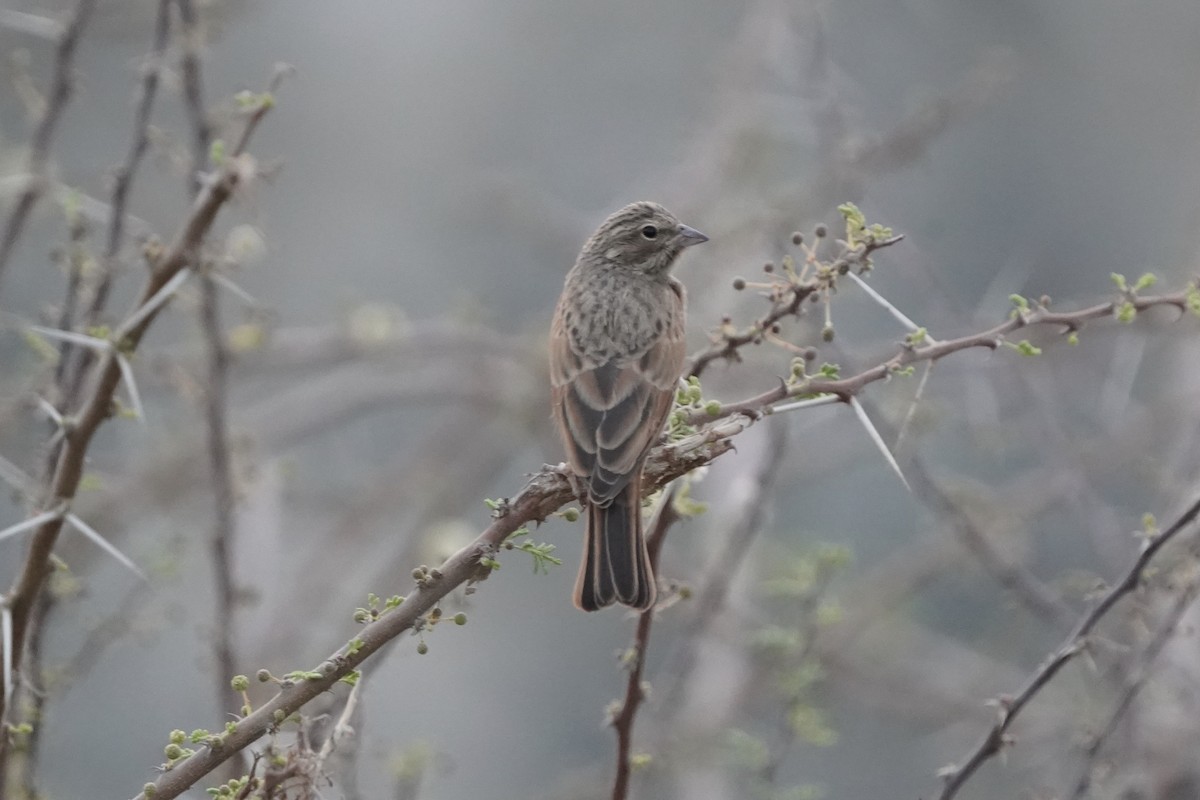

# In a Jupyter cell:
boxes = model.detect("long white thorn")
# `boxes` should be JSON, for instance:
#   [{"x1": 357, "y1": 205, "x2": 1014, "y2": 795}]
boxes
[
  {"x1": 0, "y1": 453, "x2": 36, "y2": 496},
  {"x1": 0, "y1": 508, "x2": 65, "y2": 543},
  {"x1": 64, "y1": 513, "x2": 147, "y2": 581},
  {"x1": 849, "y1": 396, "x2": 911, "y2": 492},
  {"x1": 115, "y1": 267, "x2": 192, "y2": 339},
  {"x1": 2, "y1": 604, "x2": 12, "y2": 707},
  {"x1": 210, "y1": 271, "x2": 259, "y2": 307},
  {"x1": 847, "y1": 272, "x2": 935, "y2": 341},
  {"x1": 29, "y1": 326, "x2": 112, "y2": 353},
  {"x1": 36, "y1": 396, "x2": 65, "y2": 428},
  {"x1": 894, "y1": 361, "x2": 935, "y2": 453},
  {"x1": 115, "y1": 354, "x2": 146, "y2": 423},
  {"x1": 771, "y1": 394, "x2": 841, "y2": 415}
]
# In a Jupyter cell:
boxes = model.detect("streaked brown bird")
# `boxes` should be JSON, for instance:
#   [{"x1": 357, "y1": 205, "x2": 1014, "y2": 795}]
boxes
[{"x1": 549, "y1": 201, "x2": 708, "y2": 611}]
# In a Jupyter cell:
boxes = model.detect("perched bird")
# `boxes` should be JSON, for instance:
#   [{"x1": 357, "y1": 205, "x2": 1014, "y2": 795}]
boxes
[{"x1": 549, "y1": 202, "x2": 708, "y2": 611}]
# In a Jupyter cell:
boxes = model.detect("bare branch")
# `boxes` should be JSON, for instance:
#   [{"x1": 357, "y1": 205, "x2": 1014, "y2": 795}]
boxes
[
  {"x1": 0, "y1": 82, "x2": 275, "y2": 739},
  {"x1": 935, "y1": 493, "x2": 1200, "y2": 800},
  {"x1": 0, "y1": 0, "x2": 97, "y2": 288},
  {"x1": 1067, "y1": 569, "x2": 1200, "y2": 799},
  {"x1": 611, "y1": 491, "x2": 681, "y2": 800},
  {"x1": 199, "y1": 272, "x2": 239, "y2": 743}
]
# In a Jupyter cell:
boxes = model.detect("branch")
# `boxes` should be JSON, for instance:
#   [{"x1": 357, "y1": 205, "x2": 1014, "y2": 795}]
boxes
[
  {"x1": 129, "y1": 424, "x2": 738, "y2": 800},
  {"x1": 687, "y1": 232, "x2": 905, "y2": 378},
  {"x1": 691, "y1": 288, "x2": 1196, "y2": 425},
  {"x1": 1067, "y1": 567, "x2": 1200, "y2": 799},
  {"x1": 200, "y1": 273, "x2": 239, "y2": 745},
  {"x1": 934, "y1": 492, "x2": 1200, "y2": 800},
  {"x1": 0, "y1": 87, "x2": 274, "y2": 738},
  {"x1": 0, "y1": 0, "x2": 97, "y2": 288},
  {"x1": 611, "y1": 490, "x2": 680, "y2": 800}
]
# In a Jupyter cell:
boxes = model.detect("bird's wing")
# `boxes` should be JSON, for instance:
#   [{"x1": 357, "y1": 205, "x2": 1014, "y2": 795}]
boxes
[{"x1": 550, "y1": 283, "x2": 686, "y2": 504}]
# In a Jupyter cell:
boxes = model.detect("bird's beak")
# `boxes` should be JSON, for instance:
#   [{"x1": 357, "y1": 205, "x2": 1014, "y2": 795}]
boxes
[{"x1": 677, "y1": 224, "x2": 709, "y2": 246}]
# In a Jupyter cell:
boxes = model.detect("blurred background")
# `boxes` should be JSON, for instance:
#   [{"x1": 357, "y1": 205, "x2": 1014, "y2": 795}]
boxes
[{"x1": 2, "y1": 0, "x2": 1200, "y2": 798}]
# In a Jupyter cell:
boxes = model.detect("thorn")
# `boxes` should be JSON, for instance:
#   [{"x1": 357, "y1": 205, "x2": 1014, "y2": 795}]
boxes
[
  {"x1": 35, "y1": 396, "x2": 64, "y2": 427},
  {"x1": 29, "y1": 326, "x2": 111, "y2": 353},
  {"x1": 209, "y1": 271, "x2": 259, "y2": 307},
  {"x1": 115, "y1": 267, "x2": 192, "y2": 339},
  {"x1": 2, "y1": 604, "x2": 11, "y2": 706},
  {"x1": 0, "y1": 452, "x2": 36, "y2": 496},
  {"x1": 0, "y1": 506, "x2": 65, "y2": 543},
  {"x1": 771, "y1": 394, "x2": 840, "y2": 415},
  {"x1": 846, "y1": 272, "x2": 934, "y2": 340},
  {"x1": 849, "y1": 396, "x2": 912, "y2": 492},
  {"x1": 115, "y1": 354, "x2": 146, "y2": 423},
  {"x1": 64, "y1": 512, "x2": 147, "y2": 581}
]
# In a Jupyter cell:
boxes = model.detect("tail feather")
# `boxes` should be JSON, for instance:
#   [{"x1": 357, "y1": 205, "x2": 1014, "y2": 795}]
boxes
[{"x1": 574, "y1": 484, "x2": 656, "y2": 611}]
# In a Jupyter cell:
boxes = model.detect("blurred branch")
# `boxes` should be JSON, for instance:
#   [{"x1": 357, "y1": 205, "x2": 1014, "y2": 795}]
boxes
[
  {"x1": 174, "y1": 0, "x2": 212, "y2": 195},
  {"x1": 73, "y1": 0, "x2": 172, "y2": 368},
  {"x1": 886, "y1": 418, "x2": 1076, "y2": 628},
  {"x1": 200, "y1": 273, "x2": 239, "y2": 734},
  {"x1": 1067, "y1": 568, "x2": 1200, "y2": 799},
  {"x1": 611, "y1": 489, "x2": 680, "y2": 800},
  {"x1": 935, "y1": 492, "x2": 1200, "y2": 800},
  {"x1": 657, "y1": 424, "x2": 788, "y2": 718},
  {"x1": 0, "y1": 84, "x2": 275, "y2": 751},
  {"x1": 0, "y1": 0, "x2": 97, "y2": 290}
]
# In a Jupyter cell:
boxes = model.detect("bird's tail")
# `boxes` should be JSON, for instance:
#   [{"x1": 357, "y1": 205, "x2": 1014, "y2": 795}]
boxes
[{"x1": 574, "y1": 483, "x2": 656, "y2": 611}]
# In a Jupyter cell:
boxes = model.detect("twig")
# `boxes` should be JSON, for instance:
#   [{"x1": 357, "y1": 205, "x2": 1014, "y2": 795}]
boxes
[
  {"x1": 1067, "y1": 568, "x2": 1200, "y2": 799},
  {"x1": 611, "y1": 489, "x2": 680, "y2": 800},
  {"x1": 127, "y1": 428, "x2": 733, "y2": 800},
  {"x1": 935, "y1": 492, "x2": 1200, "y2": 800},
  {"x1": 174, "y1": 0, "x2": 212, "y2": 195},
  {"x1": 72, "y1": 0, "x2": 172, "y2": 368},
  {"x1": 757, "y1": 560, "x2": 839, "y2": 785},
  {"x1": 687, "y1": 234, "x2": 905, "y2": 378},
  {"x1": 0, "y1": 82, "x2": 274, "y2": 745},
  {"x1": 904, "y1": 453, "x2": 1077, "y2": 629},
  {"x1": 689, "y1": 288, "x2": 1196, "y2": 425},
  {"x1": 656, "y1": 423, "x2": 789, "y2": 718},
  {"x1": 0, "y1": 0, "x2": 97, "y2": 289},
  {"x1": 200, "y1": 272, "x2": 240, "y2": 753}
]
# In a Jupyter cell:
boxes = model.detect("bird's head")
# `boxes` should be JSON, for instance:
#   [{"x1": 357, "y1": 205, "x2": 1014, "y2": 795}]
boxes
[{"x1": 580, "y1": 201, "x2": 708, "y2": 275}]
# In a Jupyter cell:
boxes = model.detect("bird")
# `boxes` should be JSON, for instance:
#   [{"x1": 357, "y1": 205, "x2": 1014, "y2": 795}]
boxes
[{"x1": 549, "y1": 201, "x2": 708, "y2": 611}]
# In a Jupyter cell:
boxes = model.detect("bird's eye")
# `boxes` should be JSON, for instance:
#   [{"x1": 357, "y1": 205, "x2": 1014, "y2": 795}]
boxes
[{"x1": 641, "y1": 225, "x2": 659, "y2": 239}]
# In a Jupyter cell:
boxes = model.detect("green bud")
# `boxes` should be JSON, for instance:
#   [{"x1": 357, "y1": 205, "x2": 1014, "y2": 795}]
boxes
[
  {"x1": 454, "y1": 612, "x2": 467, "y2": 626},
  {"x1": 230, "y1": 675, "x2": 249, "y2": 692},
  {"x1": 704, "y1": 400, "x2": 722, "y2": 416},
  {"x1": 562, "y1": 507, "x2": 580, "y2": 522},
  {"x1": 417, "y1": 641, "x2": 429, "y2": 655},
  {"x1": 256, "y1": 669, "x2": 272, "y2": 683},
  {"x1": 164, "y1": 743, "x2": 183, "y2": 760},
  {"x1": 169, "y1": 729, "x2": 186, "y2": 745}
]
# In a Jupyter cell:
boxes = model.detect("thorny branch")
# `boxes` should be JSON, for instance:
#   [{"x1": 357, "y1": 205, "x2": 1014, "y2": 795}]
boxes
[
  {"x1": 0, "y1": 0, "x2": 97, "y2": 290},
  {"x1": 72, "y1": 0, "x2": 172, "y2": 371},
  {"x1": 122, "y1": 248, "x2": 1199, "y2": 797},
  {"x1": 0, "y1": 84, "x2": 275, "y2": 749},
  {"x1": 935, "y1": 492, "x2": 1200, "y2": 800},
  {"x1": 688, "y1": 232, "x2": 905, "y2": 378},
  {"x1": 689, "y1": 287, "x2": 1197, "y2": 426}
]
